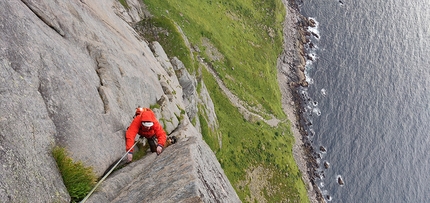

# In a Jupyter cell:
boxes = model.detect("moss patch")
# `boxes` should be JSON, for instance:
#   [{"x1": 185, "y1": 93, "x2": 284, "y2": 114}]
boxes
[{"x1": 52, "y1": 146, "x2": 97, "y2": 202}]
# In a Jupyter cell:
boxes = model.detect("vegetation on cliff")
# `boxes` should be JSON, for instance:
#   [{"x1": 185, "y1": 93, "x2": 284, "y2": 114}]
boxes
[
  {"x1": 143, "y1": 0, "x2": 286, "y2": 117},
  {"x1": 52, "y1": 147, "x2": 97, "y2": 202},
  {"x1": 140, "y1": 0, "x2": 309, "y2": 202}
]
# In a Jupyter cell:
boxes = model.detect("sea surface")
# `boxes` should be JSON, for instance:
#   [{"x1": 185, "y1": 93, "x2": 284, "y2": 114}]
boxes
[{"x1": 294, "y1": 0, "x2": 430, "y2": 202}]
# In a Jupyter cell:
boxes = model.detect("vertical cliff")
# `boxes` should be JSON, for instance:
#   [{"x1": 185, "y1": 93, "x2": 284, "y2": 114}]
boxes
[{"x1": 0, "y1": 0, "x2": 239, "y2": 202}]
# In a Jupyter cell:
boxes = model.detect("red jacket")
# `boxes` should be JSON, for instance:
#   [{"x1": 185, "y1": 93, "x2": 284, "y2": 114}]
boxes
[{"x1": 125, "y1": 109, "x2": 166, "y2": 152}]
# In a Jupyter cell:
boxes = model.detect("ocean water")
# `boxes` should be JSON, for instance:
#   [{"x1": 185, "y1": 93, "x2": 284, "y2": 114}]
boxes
[{"x1": 295, "y1": 0, "x2": 430, "y2": 202}]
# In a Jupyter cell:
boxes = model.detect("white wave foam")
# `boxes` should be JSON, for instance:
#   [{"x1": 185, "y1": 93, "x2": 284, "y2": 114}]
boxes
[
  {"x1": 304, "y1": 69, "x2": 314, "y2": 84},
  {"x1": 313, "y1": 107, "x2": 321, "y2": 116},
  {"x1": 308, "y1": 52, "x2": 317, "y2": 60},
  {"x1": 321, "y1": 88, "x2": 327, "y2": 96},
  {"x1": 321, "y1": 189, "x2": 332, "y2": 201}
]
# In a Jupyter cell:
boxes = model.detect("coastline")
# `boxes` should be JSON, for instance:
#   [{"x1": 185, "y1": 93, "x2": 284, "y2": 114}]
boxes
[{"x1": 278, "y1": 0, "x2": 324, "y2": 202}]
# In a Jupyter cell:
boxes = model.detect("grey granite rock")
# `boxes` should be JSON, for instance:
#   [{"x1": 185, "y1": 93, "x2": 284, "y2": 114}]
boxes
[
  {"x1": 0, "y1": 0, "x2": 238, "y2": 202},
  {"x1": 86, "y1": 119, "x2": 240, "y2": 203}
]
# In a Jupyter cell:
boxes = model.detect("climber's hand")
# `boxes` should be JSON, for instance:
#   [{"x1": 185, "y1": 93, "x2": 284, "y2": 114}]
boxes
[
  {"x1": 127, "y1": 153, "x2": 133, "y2": 162},
  {"x1": 156, "y1": 145, "x2": 163, "y2": 155}
]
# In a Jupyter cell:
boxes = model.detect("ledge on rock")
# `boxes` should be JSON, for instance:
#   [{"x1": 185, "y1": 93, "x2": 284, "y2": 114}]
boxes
[{"x1": 86, "y1": 120, "x2": 240, "y2": 203}]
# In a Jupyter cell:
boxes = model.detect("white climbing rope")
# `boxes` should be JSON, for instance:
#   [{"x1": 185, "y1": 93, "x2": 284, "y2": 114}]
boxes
[{"x1": 80, "y1": 138, "x2": 144, "y2": 203}]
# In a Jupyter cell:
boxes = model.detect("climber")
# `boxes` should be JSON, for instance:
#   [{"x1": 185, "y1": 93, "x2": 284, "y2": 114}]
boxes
[{"x1": 125, "y1": 107, "x2": 167, "y2": 162}]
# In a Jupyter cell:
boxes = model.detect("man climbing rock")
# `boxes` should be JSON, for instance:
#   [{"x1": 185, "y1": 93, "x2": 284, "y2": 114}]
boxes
[{"x1": 125, "y1": 107, "x2": 167, "y2": 161}]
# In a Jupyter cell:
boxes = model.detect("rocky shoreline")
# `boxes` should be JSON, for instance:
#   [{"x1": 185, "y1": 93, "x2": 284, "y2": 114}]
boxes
[{"x1": 278, "y1": 0, "x2": 325, "y2": 202}]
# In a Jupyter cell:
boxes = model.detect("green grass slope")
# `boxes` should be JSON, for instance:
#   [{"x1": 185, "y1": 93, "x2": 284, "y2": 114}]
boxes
[{"x1": 139, "y1": 0, "x2": 309, "y2": 202}]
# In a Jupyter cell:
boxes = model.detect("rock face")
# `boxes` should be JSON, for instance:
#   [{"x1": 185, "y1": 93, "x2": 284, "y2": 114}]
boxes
[
  {"x1": 0, "y1": 0, "x2": 238, "y2": 202},
  {"x1": 171, "y1": 57, "x2": 198, "y2": 121},
  {"x1": 87, "y1": 119, "x2": 240, "y2": 203}
]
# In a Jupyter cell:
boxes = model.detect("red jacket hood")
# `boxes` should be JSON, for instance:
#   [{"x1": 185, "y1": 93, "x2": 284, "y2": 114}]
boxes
[{"x1": 140, "y1": 110, "x2": 155, "y2": 122}]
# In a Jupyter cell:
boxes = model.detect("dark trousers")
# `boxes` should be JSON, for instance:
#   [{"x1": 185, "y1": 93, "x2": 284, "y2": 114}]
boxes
[{"x1": 147, "y1": 136, "x2": 157, "y2": 153}]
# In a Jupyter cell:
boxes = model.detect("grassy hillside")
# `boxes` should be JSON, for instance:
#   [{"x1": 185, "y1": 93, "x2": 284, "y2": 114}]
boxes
[{"x1": 139, "y1": 0, "x2": 309, "y2": 202}]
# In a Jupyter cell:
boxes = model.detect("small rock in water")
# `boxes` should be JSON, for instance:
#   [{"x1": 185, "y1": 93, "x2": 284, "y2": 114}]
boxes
[
  {"x1": 311, "y1": 32, "x2": 320, "y2": 39},
  {"x1": 337, "y1": 176, "x2": 344, "y2": 186},
  {"x1": 308, "y1": 18, "x2": 317, "y2": 27},
  {"x1": 324, "y1": 161, "x2": 330, "y2": 169},
  {"x1": 320, "y1": 146, "x2": 327, "y2": 152},
  {"x1": 313, "y1": 101, "x2": 318, "y2": 106}
]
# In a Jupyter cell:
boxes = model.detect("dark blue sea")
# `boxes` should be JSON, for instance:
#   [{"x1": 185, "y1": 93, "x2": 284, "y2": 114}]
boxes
[{"x1": 295, "y1": 0, "x2": 430, "y2": 202}]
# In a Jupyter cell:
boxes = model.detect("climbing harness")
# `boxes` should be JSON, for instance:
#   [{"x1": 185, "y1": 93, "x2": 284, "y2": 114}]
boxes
[{"x1": 80, "y1": 137, "x2": 145, "y2": 203}]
